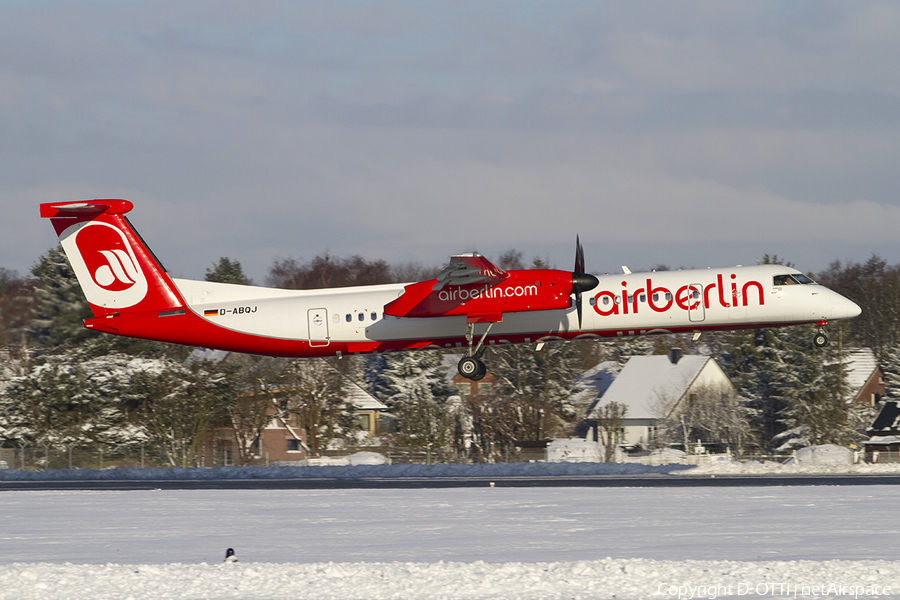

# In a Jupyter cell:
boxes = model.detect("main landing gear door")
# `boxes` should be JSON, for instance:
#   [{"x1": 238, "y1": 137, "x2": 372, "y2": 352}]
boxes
[
  {"x1": 308, "y1": 308, "x2": 330, "y2": 347},
  {"x1": 688, "y1": 284, "x2": 705, "y2": 323}
]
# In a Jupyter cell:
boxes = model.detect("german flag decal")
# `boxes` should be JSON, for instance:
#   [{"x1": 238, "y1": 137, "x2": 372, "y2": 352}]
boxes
[{"x1": 203, "y1": 309, "x2": 219, "y2": 317}]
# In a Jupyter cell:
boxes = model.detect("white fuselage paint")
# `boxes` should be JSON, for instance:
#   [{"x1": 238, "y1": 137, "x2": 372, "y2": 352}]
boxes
[{"x1": 172, "y1": 264, "x2": 860, "y2": 350}]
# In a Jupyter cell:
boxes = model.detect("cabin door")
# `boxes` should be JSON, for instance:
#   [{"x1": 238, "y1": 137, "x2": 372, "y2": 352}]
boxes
[
  {"x1": 307, "y1": 308, "x2": 330, "y2": 347},
  {"x1": 687, "y1": 284, "x2": 705, "y2": 322}
]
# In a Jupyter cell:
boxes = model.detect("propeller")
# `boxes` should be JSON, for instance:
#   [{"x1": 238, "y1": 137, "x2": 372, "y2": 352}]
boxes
[{"x1": 572, "y1": 235, "x2": 599, "y2": 330}]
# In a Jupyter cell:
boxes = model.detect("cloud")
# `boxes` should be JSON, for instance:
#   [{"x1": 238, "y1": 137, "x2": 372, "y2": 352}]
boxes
[{"x1": 4, "y1": 1, "x2": 900, "y2": 282}]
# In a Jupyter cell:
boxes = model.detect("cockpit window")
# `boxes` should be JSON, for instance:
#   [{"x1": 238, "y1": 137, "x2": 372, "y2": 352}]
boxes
[{"x1": 774, "y1": 274, "x2": 816, "y2": 286}]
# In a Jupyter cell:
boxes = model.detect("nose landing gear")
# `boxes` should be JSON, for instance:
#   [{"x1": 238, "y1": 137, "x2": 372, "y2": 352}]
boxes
[{"x1": 813, "y1": 321, "x2": 829, "y2": 348}]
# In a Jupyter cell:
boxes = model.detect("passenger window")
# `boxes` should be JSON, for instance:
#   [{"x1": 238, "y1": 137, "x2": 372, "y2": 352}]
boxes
[
  {"x1": 346, "y1": 314, "x2": 352, "y2": 322},
  {"x1": 358, "y1": 313, "x2": 364, "y2": 322},
  {"x1": 639, "y1": 294, "x2": 646, "y2": 303},
  {"x1": 332, "y1": 314, "x2": 339, "y2": 324},
  {"x1": 371, "y1": 312, "x2": 378, "y2": 320}
]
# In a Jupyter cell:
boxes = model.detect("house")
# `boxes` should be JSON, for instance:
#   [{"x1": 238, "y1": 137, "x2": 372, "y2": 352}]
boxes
[
  {"x1": 571, "y1": 360, "x2": 621, "y2": 416},
  {"x1": 344, "y1": 379, "x2": 392, "y2": 437},
  {"x1": 203, "y1": 393, "x2": 310, "y2": 466},
  {"x1": 450, "y1": 369, "x2": 498, "y2": 398},
  {"x1": 187, "y1": 349, "x2": 390, "y2": 465},
  {"x1": 583, "y1": 350, "x2": 736, "y2": 452},
  {"x1": 862, "y1": 400, "x2": 900, "y2": 463},
  {"x1": 840, "y1": 348, "x2": 885, "y2": 406}
]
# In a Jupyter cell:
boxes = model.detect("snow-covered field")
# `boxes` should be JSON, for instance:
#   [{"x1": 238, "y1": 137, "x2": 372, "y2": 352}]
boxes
[{"x1": 2, "y1": 466, "x2": 900, "y2": 599}]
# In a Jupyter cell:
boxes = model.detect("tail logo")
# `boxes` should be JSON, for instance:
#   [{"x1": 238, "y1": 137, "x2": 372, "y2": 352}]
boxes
[
  {"x1": 91, "y1": 249, "x2": 139, "y2": 290},
  {"x1": 63, "y1": 221, "x2": 149, "y2": 308}
]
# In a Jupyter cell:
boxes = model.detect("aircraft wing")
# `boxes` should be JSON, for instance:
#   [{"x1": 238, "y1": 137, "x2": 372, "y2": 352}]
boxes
[
  {"x1": 432, "y1": 253, "x2": 508, "y2": 291},
  {"x1": 384, "y1": 253, "x2": 509, "y2": 319}
]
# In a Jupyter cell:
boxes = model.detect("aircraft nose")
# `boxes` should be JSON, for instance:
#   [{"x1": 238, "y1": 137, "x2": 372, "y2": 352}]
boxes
[{"x1": 832, "y1": 292, "x2": 862, "y2": 320}]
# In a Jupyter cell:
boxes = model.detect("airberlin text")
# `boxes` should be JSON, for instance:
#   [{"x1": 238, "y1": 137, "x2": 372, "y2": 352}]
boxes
[
  {"x1": 438, "y1": 284, "x2": 538, "y2": 303},
  {"x1": 657, "y1": 581, "x2": 891, "y2": 599},
  {"x1": 593, "y1": 275, "x2": 765, "y2": 317}
]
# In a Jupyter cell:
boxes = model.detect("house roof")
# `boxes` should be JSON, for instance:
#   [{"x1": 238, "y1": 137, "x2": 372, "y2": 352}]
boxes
[
  {"x1": 345, "y1": 380, "x2": 389, "y2": 411},
  {"x1": 869, "y1": 401, "x2": 900, "y2": 435},
  {"x1": 839, "y1": 348, "x2": 881, "y2": 403},
  {"x1": 571, "y1": 361, "x2": 621, "y2": 412},
  {"x1": 587, "y1": 355, "x2": 729, "y2": 421},
  {"x1": 864, "y1": 435, "x2": 900, "y2": 445}
]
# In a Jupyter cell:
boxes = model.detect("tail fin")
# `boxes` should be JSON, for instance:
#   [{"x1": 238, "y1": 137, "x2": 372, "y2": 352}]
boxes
[{"x1": 40, "y1": 200, "x2": 185, "y2": 317}]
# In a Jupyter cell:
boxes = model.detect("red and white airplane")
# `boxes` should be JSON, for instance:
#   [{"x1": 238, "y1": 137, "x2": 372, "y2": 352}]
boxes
[{"x1": 41, "y1": 200, "x2": 862, "y2": 380}]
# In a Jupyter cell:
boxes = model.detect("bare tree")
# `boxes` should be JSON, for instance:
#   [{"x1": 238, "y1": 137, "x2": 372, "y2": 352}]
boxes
[
  {"x1": 134, "y1": 361, "x2": 233, "y2": 467},
  {"x1": 285, "y1": 359, "x2": 348, "y2": 457},
  {"x1": 594, "y1": 401, "x2": 628, "y2": 462},
  {"x1": 267, "y1": 255, "x2": 392, "y2": 289},
  {"x1": 654, "y1": 384, "x2": 750, "y2": 454}
]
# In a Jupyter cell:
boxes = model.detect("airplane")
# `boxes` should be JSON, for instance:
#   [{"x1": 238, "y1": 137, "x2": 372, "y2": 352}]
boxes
[{"x1": 41, "y1": 199, "x2": 862, "y2": 381}]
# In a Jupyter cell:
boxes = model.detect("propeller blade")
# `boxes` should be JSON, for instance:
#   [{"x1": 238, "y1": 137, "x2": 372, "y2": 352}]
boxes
[
  {"x1": 576, "y1": 292, "x2": 583, "y2": 330},
  {"x1": 575, "y1": 235, "x2": 585, "y2": 275},
  {"x1": 571, "y1": 235, "x2": 598, "y2": 330}
]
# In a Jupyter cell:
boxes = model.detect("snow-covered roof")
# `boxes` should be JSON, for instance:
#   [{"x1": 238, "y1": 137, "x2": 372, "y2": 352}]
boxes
[
  {"x1": 869, "y1": 401, "x2": 900, "y2": 435},
  {"x1": 864, "y1": 435, "x2": 900, "y2": 445},
  {"x1": 345, "y1": 380, "x2": 388, "y2": 411},
  {"x1": 842, "y1": 348, "x2": 879, "y2": 402},
  {"x1": 185, "y1": 348, "x2": 231, "y2": 364},
  {"x1": 588, "y1": 355, "x2": 731, "y2": 421},
  {"x1": 571, "y1": 361, "x2": 621, "y2": 412}
]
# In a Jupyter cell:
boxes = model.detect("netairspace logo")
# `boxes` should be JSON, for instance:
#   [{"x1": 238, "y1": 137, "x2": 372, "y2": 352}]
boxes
[{"x1": 657, "y1": 582, "x2": 892, "y2": 599}]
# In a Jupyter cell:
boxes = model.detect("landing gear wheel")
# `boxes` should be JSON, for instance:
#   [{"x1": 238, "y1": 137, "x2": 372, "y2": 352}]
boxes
[
  {"x1": 458, "y1": 356, "x2": 486, "y2": 381},
  {"x1": 813, "y1": 333, "x2": 829, "y2": 348},
  {"x1": 472, "y1": 360, "x2": 487, "y2": 381}
]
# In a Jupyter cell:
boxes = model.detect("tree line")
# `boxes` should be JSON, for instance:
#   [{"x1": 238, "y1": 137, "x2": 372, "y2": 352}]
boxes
[{"x1": 1, "y1": 246, "x2": 898, "y2": 466}]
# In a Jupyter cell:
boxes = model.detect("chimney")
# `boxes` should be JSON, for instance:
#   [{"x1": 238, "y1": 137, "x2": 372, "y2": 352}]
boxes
[{"x1": 670, "y1": 348, "x2": 683, "y2": 364}]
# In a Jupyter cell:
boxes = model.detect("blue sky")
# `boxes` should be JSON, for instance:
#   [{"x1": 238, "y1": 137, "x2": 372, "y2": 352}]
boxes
[{"x1": 4, "y1": 1, "x2": 900, "y2": 282}]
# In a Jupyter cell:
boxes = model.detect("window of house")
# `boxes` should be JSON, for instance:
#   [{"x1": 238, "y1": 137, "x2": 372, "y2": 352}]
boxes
[
  {"x1": 476, "y1": 382, "x2": 492, "y2": 395},
  {"x1": 355, "y1": 414, "x2": 371, "y2": 431},
  {"x1": 286, "y1": 439, "x2": 300, "y2": 452},
  {"x1": 457, "y1": 382, "x2": 471, "y2": 395}
]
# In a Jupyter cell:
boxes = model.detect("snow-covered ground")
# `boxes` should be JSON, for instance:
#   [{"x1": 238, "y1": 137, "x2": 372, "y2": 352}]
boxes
[
  {"x1": 3, "y1": 465, "x2": 900, "y2": 599},
  {"x1": 4, "y1": 443, "x2": 900, "y2": 483}
]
